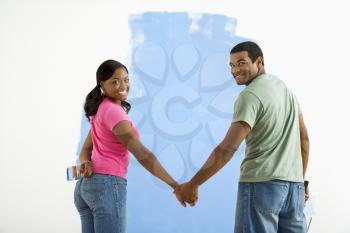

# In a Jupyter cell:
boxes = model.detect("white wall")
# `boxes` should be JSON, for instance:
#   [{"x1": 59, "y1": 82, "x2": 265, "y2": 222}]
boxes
[{"x1": 1, "y1": 0, "x2": 349, "y2": 232}]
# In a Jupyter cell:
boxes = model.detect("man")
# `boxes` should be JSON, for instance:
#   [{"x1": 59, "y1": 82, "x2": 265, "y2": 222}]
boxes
[{"x1": 175, "y1": 41, "x2": 310, "y2": 233}]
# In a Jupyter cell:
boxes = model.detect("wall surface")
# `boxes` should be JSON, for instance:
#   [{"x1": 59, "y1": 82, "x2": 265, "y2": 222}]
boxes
[{"x1": 0, "y1": 0, "x2": 349, "y2": 233}]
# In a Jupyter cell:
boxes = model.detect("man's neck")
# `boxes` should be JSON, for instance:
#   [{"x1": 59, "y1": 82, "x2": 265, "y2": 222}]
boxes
[{"x1": 246, "y1": 70, "x2": 266, "y2": 86}]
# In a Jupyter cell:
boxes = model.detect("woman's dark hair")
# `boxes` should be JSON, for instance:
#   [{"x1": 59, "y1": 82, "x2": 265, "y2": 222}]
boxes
[
  {"x1": 230, "y1": 41, "x2": 264, "y2": 65},
  {"x1": 84, "y1": 60, "x2": 131, "y2": 120}
]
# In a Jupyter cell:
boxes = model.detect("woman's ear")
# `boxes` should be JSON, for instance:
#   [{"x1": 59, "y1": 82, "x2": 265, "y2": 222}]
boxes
[{"x1": 99, "y1": 82, "x2": 105, "y2": 91}]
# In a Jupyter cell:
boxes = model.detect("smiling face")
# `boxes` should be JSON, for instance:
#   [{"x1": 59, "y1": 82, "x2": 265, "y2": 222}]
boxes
[
  {"x1": 229, "y1": 51, "x2": 263, "y2": 86},
  {"x1": 100, "y1": 67, "x2": 130, "y2": 104}
]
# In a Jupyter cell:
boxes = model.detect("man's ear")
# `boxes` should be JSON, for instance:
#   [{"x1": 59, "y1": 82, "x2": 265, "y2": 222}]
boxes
[{"x1": 256, "y1": 56, "x2": 264, "y2": 69}]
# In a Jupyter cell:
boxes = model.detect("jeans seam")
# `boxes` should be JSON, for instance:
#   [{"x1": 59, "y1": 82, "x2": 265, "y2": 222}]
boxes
[
  {"x1": 243, "y1": 184, "x2": 249, "y2": 233},
  {"x1": 296, "y1": 185, "x2": 305, "y2": 221}
]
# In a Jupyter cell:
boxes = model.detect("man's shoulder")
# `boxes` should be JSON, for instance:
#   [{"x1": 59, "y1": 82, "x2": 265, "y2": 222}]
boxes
[
  {"x1": 235, "y1": 89, "x2": 261, "y2": 108},
  {"x1": 248, "y1": 74, "x2": 288, "y2": 94}
]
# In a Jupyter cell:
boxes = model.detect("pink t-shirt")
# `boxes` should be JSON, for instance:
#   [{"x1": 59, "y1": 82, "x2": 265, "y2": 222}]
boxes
[{"x1": 90, "y1": 98, "x2": 139, "y2": 179}]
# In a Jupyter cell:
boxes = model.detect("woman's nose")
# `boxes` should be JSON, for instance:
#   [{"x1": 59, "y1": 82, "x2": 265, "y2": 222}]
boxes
[{"x1": 118, "y1": 81, "x2": 127, "y2": 89}]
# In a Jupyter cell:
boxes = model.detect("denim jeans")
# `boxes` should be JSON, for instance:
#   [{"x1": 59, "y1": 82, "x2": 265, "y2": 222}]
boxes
[
  {"x1": 74, "y1": 174, "x2": 127, "y2": 233},
  {"x1": 234, "y1": 180, "x2": 307, "y2": 233}
]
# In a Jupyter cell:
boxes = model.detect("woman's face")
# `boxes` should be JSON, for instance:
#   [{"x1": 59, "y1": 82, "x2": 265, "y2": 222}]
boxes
[{"x1": 100, "y1": 67, "x2": 130, "y2": 104}]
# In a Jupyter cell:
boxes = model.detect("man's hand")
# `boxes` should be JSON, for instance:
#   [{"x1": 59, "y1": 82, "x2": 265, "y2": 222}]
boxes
[
  {"x1": 305, "y1": 187, "x2": 310, "y2": 205},
  {"x1": 174, "y1": 182, "x2": 199, "y2": 207},
  {"x1": 80, "y1": 161, "x2": 93, "y2": 178}
]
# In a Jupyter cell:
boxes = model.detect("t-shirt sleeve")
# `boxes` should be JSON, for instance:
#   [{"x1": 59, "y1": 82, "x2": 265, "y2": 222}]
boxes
[
  {"x1": 102, "y1": 103, "x2": 130, "y2": 131},
  {"x1": 233, "y1": 91, "x2": 262, "y2": 129}
]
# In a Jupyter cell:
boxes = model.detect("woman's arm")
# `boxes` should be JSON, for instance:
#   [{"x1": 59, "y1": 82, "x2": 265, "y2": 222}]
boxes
[
  {"x1": 112, "y1": 121, "x2": 178, "y2": 190},
  {"x1": 79, "y1": 131, "x2": 93, "y2": 177}
]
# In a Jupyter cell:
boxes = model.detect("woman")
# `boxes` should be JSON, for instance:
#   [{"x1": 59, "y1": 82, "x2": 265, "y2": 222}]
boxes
[{"x1": 74, "y1": 60, "x2": 179, "y2": 233}]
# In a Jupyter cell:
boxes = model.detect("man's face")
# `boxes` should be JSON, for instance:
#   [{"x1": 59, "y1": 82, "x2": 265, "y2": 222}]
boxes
[{"x1": 229, "y1": 51, "x2": 261, "y2": 85}]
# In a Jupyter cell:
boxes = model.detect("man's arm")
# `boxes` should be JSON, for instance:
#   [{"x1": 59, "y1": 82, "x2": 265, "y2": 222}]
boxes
[
  {"x1": 177, "y1": 121, "x2": 251, "y2": 204},
  {"x1": 299, "y1": 114, "x2": 310, "y2": 178}
]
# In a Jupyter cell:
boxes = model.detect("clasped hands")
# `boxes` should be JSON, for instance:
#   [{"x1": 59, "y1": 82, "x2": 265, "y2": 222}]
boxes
[{"x1": 173, "y1": 181, "x2": 199, "y2": 207}]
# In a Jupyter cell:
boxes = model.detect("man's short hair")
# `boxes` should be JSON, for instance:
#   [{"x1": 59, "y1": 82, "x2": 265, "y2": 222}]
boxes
[{"x1": 230, "y1": 41, "x2": 264, "y2": 65}]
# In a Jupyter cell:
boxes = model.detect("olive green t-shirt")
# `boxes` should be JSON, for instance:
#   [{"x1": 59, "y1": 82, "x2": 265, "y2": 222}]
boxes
[{"x1": 233, "y1": 74, "x2": 303, "y2": 182}]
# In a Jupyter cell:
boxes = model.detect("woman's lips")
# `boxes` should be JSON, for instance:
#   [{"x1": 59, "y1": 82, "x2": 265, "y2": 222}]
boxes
[{"x1": 118, "y1": 91, "x2": 128, "y2": 97}]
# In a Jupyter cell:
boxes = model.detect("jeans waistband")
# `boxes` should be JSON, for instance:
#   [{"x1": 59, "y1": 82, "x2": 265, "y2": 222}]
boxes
[{"x1": 90, "y1": 173, "x2": 127, "y2": 183}]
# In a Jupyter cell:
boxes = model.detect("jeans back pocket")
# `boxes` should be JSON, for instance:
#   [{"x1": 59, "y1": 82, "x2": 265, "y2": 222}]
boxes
[
  {"x1": 253, "y1": 181, "x2": 289, "y2": 214},
  {"x1": 81, "y1": 176, "x2": 107, "y2": 205}
]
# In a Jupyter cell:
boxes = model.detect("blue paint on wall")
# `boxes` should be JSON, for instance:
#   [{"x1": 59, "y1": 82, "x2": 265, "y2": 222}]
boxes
[{"x1": 76, "y1": 12, "x2": 254, "y2": 233}]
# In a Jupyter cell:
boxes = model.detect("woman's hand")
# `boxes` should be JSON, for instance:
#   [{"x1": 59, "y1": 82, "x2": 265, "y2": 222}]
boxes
[{"x1": 80, "y1": 161, "x2": 93, "y2": 178}]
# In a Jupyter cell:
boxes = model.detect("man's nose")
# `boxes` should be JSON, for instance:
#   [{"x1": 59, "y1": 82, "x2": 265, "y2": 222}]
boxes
[{"x1": 231, "y1": 66, "x2": 239, "y2": 76}]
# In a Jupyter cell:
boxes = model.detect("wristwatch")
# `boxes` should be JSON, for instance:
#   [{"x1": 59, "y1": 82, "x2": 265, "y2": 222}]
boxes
[{"x1": 304, "y1": 180, "x2": 309, "y2": 191}]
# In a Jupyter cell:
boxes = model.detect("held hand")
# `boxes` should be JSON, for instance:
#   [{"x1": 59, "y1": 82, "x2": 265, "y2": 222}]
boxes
[
  {"x1": 80, "y1": 161, "x2": 93, "y2": 178},
  {"x1": 174, "y1": 182, "x2": 199, "y2": 207},
  {"x1": 173, "y1": 185, "x2": 187, "y2": 207}
]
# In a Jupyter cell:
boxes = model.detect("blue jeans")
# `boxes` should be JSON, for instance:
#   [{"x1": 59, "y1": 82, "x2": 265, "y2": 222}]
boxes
[
  {"x1": 74, "y1": 174, "x2": 127, "y2": 233},
  {"x1": 234, "y1": 180, "x2": 307, "y2": 233}
]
